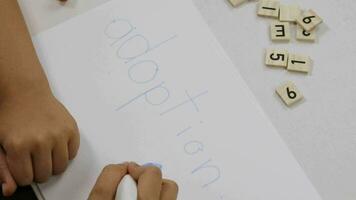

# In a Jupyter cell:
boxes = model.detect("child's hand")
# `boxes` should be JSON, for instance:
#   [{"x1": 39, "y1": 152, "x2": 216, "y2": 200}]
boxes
[
  {"x1": 0, "y1": 0, "x2": 78, "y2": 196},
  {"x1": 89, "y1": 162, "x2": 179, "y2": 200},
  {"x1": 0, "y1": 93, "x2": 80, "y2": 187}
]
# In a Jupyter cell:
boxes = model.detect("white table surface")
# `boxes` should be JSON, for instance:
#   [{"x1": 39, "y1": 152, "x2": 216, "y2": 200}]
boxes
[{"x1": 18, "y1": 0, "x2": 356, "y2": 199}]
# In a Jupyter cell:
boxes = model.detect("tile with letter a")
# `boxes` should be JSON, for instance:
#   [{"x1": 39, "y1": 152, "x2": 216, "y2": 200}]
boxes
[
  {"x1": 257, "y1": 0, "x2": 280, "y2": 18},
  {"x1": 265, "y1": 49, "x2": 289, "y2": 67},
  {"x1": 296, "y1": 25, "x2": 316, "y2": 42},
  {"x1": 276, "y1": 81, "x2": 304, "y2": 107},
  {"x1": 279, "y1": 4, "x2": 301, "y2": 22},
  {"x1": 270, "y1": 21, "x2": 291, "y2": 41},
  {"x1": 296, "y1": 9, "x2": 323, "y2": 31},
  {"x1": 287, "y1": 54, "x2": 311, "y2": 73},
  {"x1": 228, "y1": 0, "x2": 247, "y2": 7}
]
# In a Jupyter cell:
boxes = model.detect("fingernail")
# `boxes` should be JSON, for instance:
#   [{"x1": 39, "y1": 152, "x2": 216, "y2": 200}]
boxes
[
  {"x1": 129, "y1": 162, "x2": 139, "y2": 167},
  {"x1": 143, "y1": 162, "x2": 163, "y2": 169},
  {"x1": 2, "y1": 183, "x2": 7, "y2": 196},
  {"x1": 117, "y1": 162, "x2": 129, "y2": 167}
]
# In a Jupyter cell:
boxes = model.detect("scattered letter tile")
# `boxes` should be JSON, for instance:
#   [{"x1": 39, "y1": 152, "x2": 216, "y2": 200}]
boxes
[
  {"x1": 265, "y1": 49, "x2": 289, "y2": 67},
  {"x1": 296, "y1": 25, "x2": 316, "y2": 42},
  {"x1": 270, "y1": 21, "x2": 291, "y2": 41},
  {"x1": 279, "y1": 4, "x2": 301, "y2": 22},
  {"x1": 276, "y1": 81, "x2": 304, "y2": 106},
  {"x1": 228, "y1": 0, "x2": 247, "y2": 7},
  {"x1": 296, "y1": 9, "x2": 323, "y2": 31},
  {"x1": 257, "y1": 0, "x2": 280, "y2": 18},
  {"x1": 287, "y1": 54, "x2": 312, "y2": 73}
]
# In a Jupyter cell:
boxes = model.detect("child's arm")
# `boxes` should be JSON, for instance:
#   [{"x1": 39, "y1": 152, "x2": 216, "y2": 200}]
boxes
[
  {"x1": 0, "y1": 1, "x2": 50, "y2": 98},
  {"x1": 0, "y1": 0, "x2": 79, "y2": 196}
]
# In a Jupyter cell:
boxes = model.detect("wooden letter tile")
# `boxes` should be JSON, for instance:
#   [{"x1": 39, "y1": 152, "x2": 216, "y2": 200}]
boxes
[
  {"x1": 296, "y1": 25, "x2": 316, "y2": 42},
  {"x1": 270, "y1": 22, "x2": 291, "y2": 41},
  {"x1": 296, "y1": 9, "x2": 323, "y2": 31},
  {"x1": 287, "y1": 54, "x2": 312, "y2": 73},
  {"x1": 279, "y1": 4, "x2": 301, "y2": 22},
  {"x1": 265, "y1": 49, "x2": 289, "y2": 67},
  {"x1": 228, "y1": 0, "x2": 247, "y2": 7},
  {"x1": 276, "y1": 81, "x2": 304, "y2": 106},
  {"x1": 257, "y1": 0, "x2": 280, "y2": 18}
]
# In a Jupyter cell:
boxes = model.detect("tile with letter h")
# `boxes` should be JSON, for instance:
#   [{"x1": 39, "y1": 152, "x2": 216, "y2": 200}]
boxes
[{"x1": 296, "y1": 9, "x2": 323, "y2": 31}]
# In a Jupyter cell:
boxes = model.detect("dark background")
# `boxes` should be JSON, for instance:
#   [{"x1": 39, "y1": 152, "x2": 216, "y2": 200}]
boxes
[{"x1": 0, "y1": 186, "x2": 38, "y2": 200}]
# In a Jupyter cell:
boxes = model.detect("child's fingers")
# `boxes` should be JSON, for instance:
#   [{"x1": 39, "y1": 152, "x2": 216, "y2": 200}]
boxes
[
  {"x1": 52, "y1": 140, "x2": 69, "y2": 175},
  {"x1": 0, "y1": 147, "x2": 17, "y2": 196},
  {"x1": 67, "y1": 124, "x2": 80, "y2": 160},
  {"x1": 89, "y1": 163, "x2": 128, "y2": 200},
  {"x1": 56, "y1": 102, "x2": 80, "y2": 161},
  {"x1": 6, "y1": 151, "x2": 33, "y2": 186},
  {"x1": 128, "y1": 163, "x2": 163, "y2": 200},
  {"x1": 160, "y1": 179, "x2": 178, "y2": 200},
  {"x1": 32, "y1": 147, "x2": 52, "y2": 183}
]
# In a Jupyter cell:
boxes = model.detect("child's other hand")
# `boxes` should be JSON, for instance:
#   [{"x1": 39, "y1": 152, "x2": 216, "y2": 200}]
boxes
[
  {"x1": 0, "y1": 93, "x2": 80, "y2": 187},
  {"x1": 89, "y1": 162, "x2": 178, "y2": 200}
]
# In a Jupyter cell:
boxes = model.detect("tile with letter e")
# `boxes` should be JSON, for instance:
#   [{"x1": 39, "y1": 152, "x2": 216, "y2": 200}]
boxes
[
  {"x1": 228, "y1": 0, "x2": 247, "y2": 7},
  {"x1": 296, "y1": 9, "x2": 323, "y2": 31},
  {"x1": 276, "y1": 81, "x2": 304, "y2": 107},
  {"x1": 287, "y1": 54, "x2": 311, "y2": 73},
  {"x1": 296, "y1": 25, "x2": 316, "y2": 42},
  {"x1": 279, "y1": 4, "x2": 301, "y2": 22},
  {"x1": 270, "y1": 22, "x2": 291, "y2": 41},
  {"x1": 257, "y1": 0, "x2": 280, "y2": 18},
  {"x1": 265, "y1": 49, "x2": 289, "y2": 67}
]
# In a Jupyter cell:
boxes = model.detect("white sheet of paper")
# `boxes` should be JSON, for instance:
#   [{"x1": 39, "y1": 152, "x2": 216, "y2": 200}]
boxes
[{"x1": 33, "y1": 0, "x2": 322, "y2": 199}]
